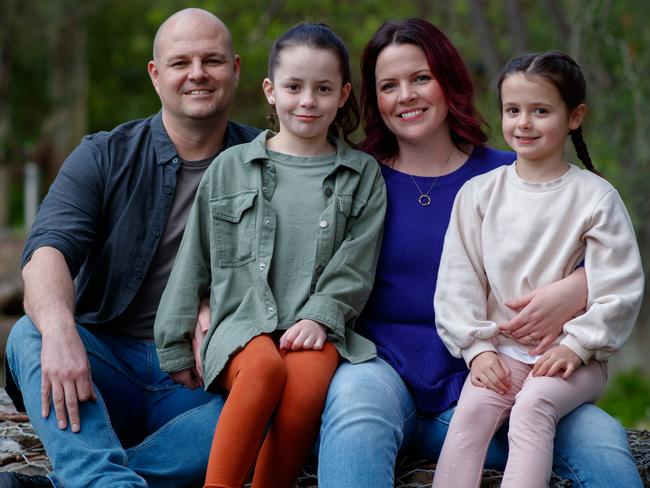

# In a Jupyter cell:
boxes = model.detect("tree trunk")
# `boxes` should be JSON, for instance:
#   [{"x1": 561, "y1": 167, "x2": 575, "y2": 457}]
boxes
[
  {"x1": 503, "y1": 0, "x2": 529, "y2": 54},
  {"x1": 43, "y1": 10, "x2": 88, "y2": 185},
  {"x1": 468, "y1": 0, "x2": 502, "y2": 82}
]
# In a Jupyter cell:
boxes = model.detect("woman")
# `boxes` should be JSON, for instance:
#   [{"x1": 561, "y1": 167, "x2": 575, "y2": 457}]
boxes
[{"x1": 317, "y1": 18, "x2": 642, "y2": 487}]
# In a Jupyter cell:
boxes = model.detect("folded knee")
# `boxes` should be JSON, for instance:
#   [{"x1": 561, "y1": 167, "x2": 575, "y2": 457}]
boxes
[
  {"x1": 6, "y1": 316, "x2": 40, "y2": 359},
  {"x1": 237, "y1": 352, "x2": 287, "y2": 392}
]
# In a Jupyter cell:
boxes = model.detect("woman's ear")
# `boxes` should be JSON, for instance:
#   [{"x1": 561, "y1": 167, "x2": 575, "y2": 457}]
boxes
[
  {"x1": 338, "y1": 82, "x2": 352, "y2": 108},
  {"x1": 569, "y1": 103, "x2": 587, "y2": 130},
  {"x1": 262, "y1": 78, "x2": 275, "y2": 105}
]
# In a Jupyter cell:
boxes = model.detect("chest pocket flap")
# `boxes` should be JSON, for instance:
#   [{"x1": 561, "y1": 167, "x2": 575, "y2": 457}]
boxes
[
  {"x1": 211, "y1": 190, "x2": 257, "y2": 223},
  {"x1": 211, "y1": 190, "x2": 258, "y2": 267}
]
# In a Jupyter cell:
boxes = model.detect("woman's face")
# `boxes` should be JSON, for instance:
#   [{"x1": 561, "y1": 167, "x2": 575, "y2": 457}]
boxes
[{"x1": 374, "y1": 43, "x2": 449, "y2": 147}]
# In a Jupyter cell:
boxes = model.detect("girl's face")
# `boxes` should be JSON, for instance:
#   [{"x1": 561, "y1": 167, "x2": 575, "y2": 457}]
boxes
[
  {"x1": 375, "y1": 43, "x2": 449, "y2": 147},
  {"x1": 501, "y1": 73, "x2": 585, "y2": 168},
  {"x1": 263, "y1": 46, "x2": 351, "y2": 152}
]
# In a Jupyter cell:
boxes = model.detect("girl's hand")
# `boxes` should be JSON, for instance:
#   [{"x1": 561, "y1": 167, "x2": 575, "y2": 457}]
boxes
[
  {"x1": 499, "y1": 268, "x2": 587, "y2": 355},
  {"x1": 469, "y1": 351, "x2": 512, "y2": 395},
  {"x1": 280, "y1": 319, "x2": 327, "y2": 351},
  {"x1": 532, "y1": 345, "x2": 582, "y2": 379}
]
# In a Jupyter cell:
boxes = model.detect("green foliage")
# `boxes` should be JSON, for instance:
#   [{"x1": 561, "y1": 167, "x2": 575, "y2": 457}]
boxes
[
  {"x1": 3, "y1": 1, "x2": 649, "y2": 321},
  {"x1": 599, "y1": 369, "x2": 650, "y2": 429}
]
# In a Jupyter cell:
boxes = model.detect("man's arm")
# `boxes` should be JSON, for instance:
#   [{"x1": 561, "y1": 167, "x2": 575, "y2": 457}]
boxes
[{"x1": 22, "y1": 246, "x2": 96, "y2": 433}]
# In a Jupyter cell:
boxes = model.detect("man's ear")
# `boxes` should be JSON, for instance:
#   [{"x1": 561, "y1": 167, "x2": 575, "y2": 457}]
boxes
[
  {"x1": 148, "y1": 61, "x2": 160, "y2": 94},
  {"x1": 232, "y1": 54, "x2": 241, "y2": 86}
]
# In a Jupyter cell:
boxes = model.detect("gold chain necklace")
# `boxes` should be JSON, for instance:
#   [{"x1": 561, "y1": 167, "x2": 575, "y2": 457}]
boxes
[{"x1": 403, "y1": 147, "x2": 454, "y2": 207}]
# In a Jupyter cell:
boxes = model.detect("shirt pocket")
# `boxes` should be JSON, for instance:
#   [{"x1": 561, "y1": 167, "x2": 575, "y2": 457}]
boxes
[
  {"x1": 210, "y1": 190, "x2": 258, "y2": 267},
  {"x1": 334, "y1": 193, "x2": 367, "y2": 246}
]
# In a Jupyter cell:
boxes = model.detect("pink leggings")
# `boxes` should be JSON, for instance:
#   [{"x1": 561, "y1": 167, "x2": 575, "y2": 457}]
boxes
[{"x1": 432, "y1": 355, "x2": 607, "y2": 488}]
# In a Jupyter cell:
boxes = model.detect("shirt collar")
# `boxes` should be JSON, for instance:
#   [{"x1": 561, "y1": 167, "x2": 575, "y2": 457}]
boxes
[
  {"x1": 152, "y1": 111, "x2": 243, "y2": 166},
  {"x1": 242, "y1": 130, "x2": 364, "y2": 174},
  {"x1": 151, "y1": 111, "x2": 179, "y2": 165}
]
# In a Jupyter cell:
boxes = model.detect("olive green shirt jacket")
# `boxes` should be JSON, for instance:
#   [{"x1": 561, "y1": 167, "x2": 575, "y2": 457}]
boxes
[{"x1": 155, "y1": 131, "x2": 387, "y2": 389}]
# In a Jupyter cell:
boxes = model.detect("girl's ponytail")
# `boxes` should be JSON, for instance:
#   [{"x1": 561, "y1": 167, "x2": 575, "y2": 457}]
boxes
[{"x1": 570, "y1": 126, "x2": 601, "y2": 176}]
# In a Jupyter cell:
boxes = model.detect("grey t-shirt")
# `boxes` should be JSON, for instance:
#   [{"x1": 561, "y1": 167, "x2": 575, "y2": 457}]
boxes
[
  {"x1": 266, "y1": 149, "x2": 335, "y2": 328},
  {"x1": 106, "y1": 155, "x2": 215, "y2": 339}
]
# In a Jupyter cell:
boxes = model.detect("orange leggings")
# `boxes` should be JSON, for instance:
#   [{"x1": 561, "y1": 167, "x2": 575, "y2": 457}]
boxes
[{"x1": 203, "y1": 334, "x2": 339, "y2": 488}]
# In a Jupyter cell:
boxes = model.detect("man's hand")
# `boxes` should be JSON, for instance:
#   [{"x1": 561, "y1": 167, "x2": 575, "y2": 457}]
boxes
[
  {"x1": 191, "y1": 298, "x2": 210, "y2": 381},
  {"x1": 469, "y1": 351, "x2": 511, "y2": 395},
  {"x1": 499, "y1": 268, "x2": 587, "y2": 355},
  {"x1": 170, "y1": 367, "x2": 204, "y2": 390},
  {"x1": 532, "y1": 345, "x2": 582, "y2": 379},
  {"x1": 40, "y1": 326, "x2": 96, "y2": 433},
  {"x1": 279, "y1": 319, "x2": 327, "y2": 351}
]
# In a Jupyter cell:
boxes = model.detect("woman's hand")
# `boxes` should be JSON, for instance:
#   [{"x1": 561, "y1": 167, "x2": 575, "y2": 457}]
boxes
[
  {"x1": 532, "y1": 345, "x2": 582, "y2": 379},
  {"x1": 279, "y1": 319, "x2": 327, "y2": 351},
  {"x1": 469, "y1": 351, "x2": 511, "y2": 395},
  {"x1": 499, "y1": 268, "x2": 587, "y2": 355}
]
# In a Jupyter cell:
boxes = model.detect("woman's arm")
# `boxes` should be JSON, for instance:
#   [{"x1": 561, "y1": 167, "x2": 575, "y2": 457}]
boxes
[{"x1": 499, "y1": 268, "x2": 587, "y2": 355}]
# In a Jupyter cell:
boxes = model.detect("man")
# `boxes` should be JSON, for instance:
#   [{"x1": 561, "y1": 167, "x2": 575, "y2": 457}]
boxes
[{"x1": 2, "y1": 8, "x2": 258, "y2": 487}]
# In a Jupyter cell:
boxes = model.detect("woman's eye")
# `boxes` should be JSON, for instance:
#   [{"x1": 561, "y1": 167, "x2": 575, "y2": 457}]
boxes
[
  {"x1": 379, "y1": 82, "x2": 396, "y2": 92},
  {"x1": 414, "y1": 75, "x2": 431, "y2": 83}
]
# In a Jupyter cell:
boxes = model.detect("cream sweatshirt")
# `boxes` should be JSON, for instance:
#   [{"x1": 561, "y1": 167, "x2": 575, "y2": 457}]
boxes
[{"x1": 434, "y1": 163, "x2": 644, "y2": 366}]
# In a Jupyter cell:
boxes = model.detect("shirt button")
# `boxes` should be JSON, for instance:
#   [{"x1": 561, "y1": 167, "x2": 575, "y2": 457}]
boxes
[
  {"x1": 324, "y1": 187, "x2": 333, "y2": 197},
  {"x1": 136, "y1": 272, "x2": 143, "y2": 279},
  {"x1": 265, "y1": 219, "x2": 271, "y2": 225},
  {"x1": 319, "y1": 220, "x2": 329, "y2": 229},
  {"x1": 164, "y1": 187, "x2": 172, "y2": 195},
  {"x1": 267, "y1": 306, "x2": 274, "y2": 314},
  {"x1": 153, "y1": 229, "x2": 160, "y2": 237},
  {"x1": 262, "y1": 186, "x2": 268, "y2": 192},
  {"x1": 254, "y1": 327, "x2": 261, "y2": 333},
  {"x1": 259, "y1": 263, "x2": 266, "y2": 270},
  {"x1": 172, "y1": 157, "x2": 179, "y2": 165}
]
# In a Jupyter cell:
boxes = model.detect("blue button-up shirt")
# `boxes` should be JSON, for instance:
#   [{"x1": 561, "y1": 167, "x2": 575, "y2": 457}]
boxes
[{"x1": 22, "y1": 112, "x2": 259, "y2": 326}]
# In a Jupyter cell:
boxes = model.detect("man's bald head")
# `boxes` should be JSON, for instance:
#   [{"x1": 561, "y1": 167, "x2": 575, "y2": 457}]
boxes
[{"x1": 153, "y1": 8, "x2": 234, "y2": 62}]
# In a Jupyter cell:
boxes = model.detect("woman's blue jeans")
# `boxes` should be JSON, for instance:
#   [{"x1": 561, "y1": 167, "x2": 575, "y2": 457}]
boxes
[
  {"x1": 5, "y1": 316, "x2": 222, "y2": 488},
  {"x1": 318, "y1": 358, "x2": 643, "y2": 488}
]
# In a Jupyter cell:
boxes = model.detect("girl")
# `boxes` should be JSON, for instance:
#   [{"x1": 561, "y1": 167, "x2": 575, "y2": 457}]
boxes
[
  {"x1": 432, "y1": 51, "x2": 644, "y2": 487},
  {"x1": 154, "y1": 23, "x2": 386, "y2": 488}
]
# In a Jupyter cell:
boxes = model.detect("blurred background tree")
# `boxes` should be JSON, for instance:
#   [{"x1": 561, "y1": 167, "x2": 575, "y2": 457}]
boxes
[{"x1": 0, "y1": 0, "x2": 648, "y2": 425}]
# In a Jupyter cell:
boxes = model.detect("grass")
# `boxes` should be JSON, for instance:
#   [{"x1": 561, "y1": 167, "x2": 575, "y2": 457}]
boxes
[{"x1": 599, "y1": 368, "x2": 650, "y2": 429}]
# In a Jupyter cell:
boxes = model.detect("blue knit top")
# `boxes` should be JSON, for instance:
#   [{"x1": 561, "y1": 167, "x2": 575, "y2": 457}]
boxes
[{"x1": 358, "y1": 145, "x2": 514, "y2": 414}]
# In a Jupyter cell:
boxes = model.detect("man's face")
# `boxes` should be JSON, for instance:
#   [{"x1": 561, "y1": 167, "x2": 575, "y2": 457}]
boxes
[{"x1": 148, "y1": 15, "x2": 240, "y2": 125}]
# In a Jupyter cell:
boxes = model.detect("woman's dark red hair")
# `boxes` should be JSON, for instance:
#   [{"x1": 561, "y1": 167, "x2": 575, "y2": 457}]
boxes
[{"x1": 359, "y1": 18, "x2": 488, "y2": 162}]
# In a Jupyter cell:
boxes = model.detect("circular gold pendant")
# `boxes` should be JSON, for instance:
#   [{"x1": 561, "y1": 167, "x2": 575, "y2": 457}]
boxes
[{"x1": 418, "y1": 194, "x2": 431, "y2": 206}]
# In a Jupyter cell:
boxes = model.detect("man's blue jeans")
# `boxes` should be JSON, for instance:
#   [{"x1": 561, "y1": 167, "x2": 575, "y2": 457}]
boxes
[
  {"x1": 5, "y1": 316, "x2": 222, "y2": 488},
  {"x1": 318, "y1": 358, "x2": 643, "y2": 488}
]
